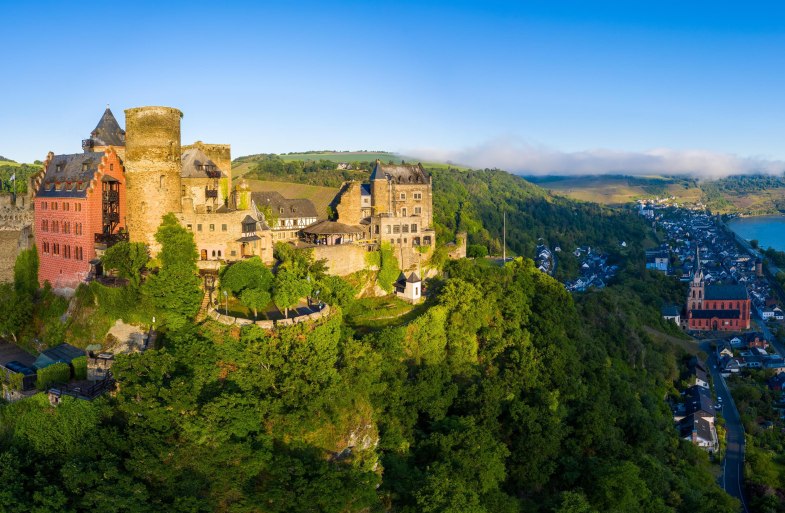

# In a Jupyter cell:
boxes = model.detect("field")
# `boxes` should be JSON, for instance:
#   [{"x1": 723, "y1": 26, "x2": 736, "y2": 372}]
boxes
[
  {"x1": 531, "y1": 175, "x2": 703, "y2": 205},
  {"x1": 244, "y1": 179, "x2": 339, "y2": 220}
]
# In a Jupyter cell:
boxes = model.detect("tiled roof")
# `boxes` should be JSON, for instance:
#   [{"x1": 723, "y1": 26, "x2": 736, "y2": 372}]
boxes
[
  {"x1": 301, "y1": 219, "x2": 362, "y2": 235},
  {"x1": 37, "y1": 152, "x2": 104, "y2": 198}
]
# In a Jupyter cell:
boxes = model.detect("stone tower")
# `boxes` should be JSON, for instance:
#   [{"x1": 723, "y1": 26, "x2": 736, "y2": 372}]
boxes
[{"x1": 124, "y1": 106, "x2": 183, "y2": 254}]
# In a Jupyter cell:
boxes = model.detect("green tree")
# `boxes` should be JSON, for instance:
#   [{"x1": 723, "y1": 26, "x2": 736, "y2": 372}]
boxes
[
  {"x1": 220, "y1": 257, "x2": 274, "y2": 319},
  {"x1": 466, "y1": 244, "x2": 488, "y2": 258},
  {"x1": 102, "y1": 241, "x2": 149, "y2": 288},
  {"x1": 13, "y1": 246, "x2": 38, "y2": 297},
  {"x1": 273, "y1": 269, "x2": 311, "y2": 318},
  {"x1": 142, "y1": 213, "x2": 202, "y2": 330},
  {"x1": 241, "y1": 288, "x2": 271, "y2": 320}
]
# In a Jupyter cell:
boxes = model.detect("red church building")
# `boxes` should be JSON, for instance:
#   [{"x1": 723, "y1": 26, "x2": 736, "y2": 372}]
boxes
[
  {"x1": 686, "y1": 250, "x2": 750, "y2": 331},
  {"x1": 32, "y1": 109, "x2": 127, "y2": 291}
]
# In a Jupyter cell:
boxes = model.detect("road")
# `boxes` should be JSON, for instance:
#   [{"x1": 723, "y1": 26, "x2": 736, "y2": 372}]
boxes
[{"x1": 702, "y1": 341, "x2": 749, "y2": 513}]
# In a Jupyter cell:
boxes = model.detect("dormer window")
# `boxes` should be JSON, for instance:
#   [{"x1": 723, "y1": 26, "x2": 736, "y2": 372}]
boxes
[
  {"x1": 56, "y1": 163, "x2": 63, "y2": 173},
  {"x1": 279, "y1": 207, "x2": 284, "y2": 214}
]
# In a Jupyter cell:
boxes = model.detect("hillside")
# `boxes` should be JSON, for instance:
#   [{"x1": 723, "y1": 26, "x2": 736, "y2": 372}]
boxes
[
  {"x1": 245, "y1": 179, "x2": 339, "y2": 220},
  {"x1": 529, "y1": 174, "x2": 785, "y2": 215}
]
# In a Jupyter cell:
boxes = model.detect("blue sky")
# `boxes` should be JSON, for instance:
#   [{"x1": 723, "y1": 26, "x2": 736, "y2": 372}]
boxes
[{"x1": 2, "y1": 1, "x2": 785, "y2": 175}]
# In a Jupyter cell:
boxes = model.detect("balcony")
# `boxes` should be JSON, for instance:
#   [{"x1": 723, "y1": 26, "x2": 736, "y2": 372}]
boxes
[
  {"x1": 94, "y1": 231, "x2": 129, "y2": 248},
  {"x1": 205, "y1": 188, "x2": 218, "y2": 199},
  {"x1": 103, "y1": 190, "x2": 119, "y2": 202},
  {"x1": 206, "y1": 170, "x2": 222, "y2": 179},
  {"x1": 103, "y1": 212, "x2": 120, "y2": 224}
]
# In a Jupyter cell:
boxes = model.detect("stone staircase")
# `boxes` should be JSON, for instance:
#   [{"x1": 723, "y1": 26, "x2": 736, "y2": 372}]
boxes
[{"x1": 195, "y1": 291, "x2": 211, "y2": 322}]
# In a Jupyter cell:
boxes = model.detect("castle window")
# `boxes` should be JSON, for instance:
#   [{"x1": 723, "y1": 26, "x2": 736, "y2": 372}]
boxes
[
  {"x1": 212, "y1": 250, "x2": 216, "y2": 257},
  {"x1": 401, "y1": 208, "x2": 407, "y2": 217},
  {"x1": 53, "y1": 243, "x2": 60, "y2": 256},
  {"x1": 182, "y1": 186, "x2": 186, "y2": 196},
  {"x1": 402, "y1": 224, "x2": 409, "y2": 233},
  {"x1": 64, "y1": 245, "x2": 71, "y2": 259},
  {"x1": 393, "y1": 225, "x2": 400, "y2": 234},
  {"x1": 42, "y1": 220, "x2": 48, "y2": 232},
  {"x1": 197, "y1": 224, "x2": 202, "y2": 232},
  {"x1": 217, "y1": 250, "x2": 222, "y2": 257},
  {"x1": 187, "y1": 224, "x2": 192, "y2": 231},
  {"x1": 375, "y1": 225, "x2": 379, "y2": 234},
  {"x1": 414, "y1": 207, "x2": 422, "y2": 215},
  {"x1": 110, "y1": 164, "x2": 114, "y2": 171},
  {"x1": 63, "y1": 202, "x2": 69, "y2": 211},
  {"x1": 414, "y1": 192, "x2": 422, "y2": 200},
  {"x1": 76, "y1": 203, "x2": 81, "y2": 212},
  {"x1": 399, "y1": 193, "x2": 406, "y2": 200},
  {"x1": 411, "y1": 224, "x2": 417, "y2": 233},
  {"x1": 221, "y1": 224, "x2": 227, "y2": 232},
  {"x1": 280, "y1": 207, "x2": 284, "y2": 214},
  {"x1": 209, "y1": 224, "x2": 215, "y2": 232},
  {"x1": 159, "y1": 175, "x2": 165, "y2": 189},
  {"x1": 42, "y1": 202, "x2": 47, "y2": 210},
  {"x1": 42, "y1": 242, "x2": 49, "y2": 254},
  {"x1": 231, "y1": 250, "x2": 237, "y2": 256},
  {"x1": 52, "y1": 202, "x2": 57, "y2": 211}
]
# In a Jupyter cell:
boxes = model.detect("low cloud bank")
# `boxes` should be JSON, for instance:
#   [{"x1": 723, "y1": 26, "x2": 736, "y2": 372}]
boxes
[{"x1": 407, "y1": 138, "x2": 785, "y2": 178}]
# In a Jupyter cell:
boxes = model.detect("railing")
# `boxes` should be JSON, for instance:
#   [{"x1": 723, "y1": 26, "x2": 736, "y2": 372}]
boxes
[
  {"x1": 103, "y1": 212, "x2": 120, "y2": 224},
  {"x1": 94, "y1": 232, "x2": 129, "y2": 246},
  {"x1": 103, "y1": 190, "x2": 119, "y2": 202},
  {"x1": 205, "y1": 188, "x2": 218, "y2": 199},
  {"x1": 206, "y1": 170, "x2": 222, "y2": 179},
  {"x1": 49, "y1": 377, "x2": 115, "y2": 400}
]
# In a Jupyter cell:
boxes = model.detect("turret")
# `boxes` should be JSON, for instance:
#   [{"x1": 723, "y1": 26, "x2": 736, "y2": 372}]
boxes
[{"x1": 123, "y1": 106, "x2": 183, "y2": 254}]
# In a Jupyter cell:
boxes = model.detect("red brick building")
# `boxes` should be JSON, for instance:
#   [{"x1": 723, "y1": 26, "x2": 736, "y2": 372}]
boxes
[
  {"x1": 33, "y1": 109, "x2": 127, "y2": 291},
  {"x1": 686, "y1": 253, "x2": 750, "y2": 331}
]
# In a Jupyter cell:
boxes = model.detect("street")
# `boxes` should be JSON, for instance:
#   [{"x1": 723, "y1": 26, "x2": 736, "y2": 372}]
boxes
[{"x1": 702, "y1": 341, "x2": 749, "y2": 513}]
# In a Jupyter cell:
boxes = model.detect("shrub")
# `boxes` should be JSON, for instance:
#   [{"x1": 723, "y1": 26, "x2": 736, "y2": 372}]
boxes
[
  {"x1": 36, "y1": 362, "x2": 71, "y2": 390},
  {"x1": 72, "y1": 356, "x2": 87, "y2": 381}
]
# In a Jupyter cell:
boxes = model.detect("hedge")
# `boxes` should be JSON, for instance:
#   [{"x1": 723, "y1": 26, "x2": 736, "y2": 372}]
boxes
[
  {"x1": 72, "y1": 356, "x2": 87, "y2": 381},
  {"x1": 36, "y1": 362, "x2": 71, "y2": 391}
]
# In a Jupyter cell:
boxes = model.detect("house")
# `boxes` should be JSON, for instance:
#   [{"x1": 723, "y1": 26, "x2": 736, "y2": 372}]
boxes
[
  {"x1": 678, "y1": 414, "x2": 718, "y2": 452},
  {"x1": 394, "y1": 272, "x2": 422, "y2": 304},
  {"x1": 719, "y1": 354, "x2": 742, "y2": 374},
  {"x1": 661, "y1": 305, "x2": 681, "y2": 325},
  {"x1": 762, "y1": 307, "x2": 775, "y2": 320},
  {"x1": 775, "y1": 307, "x2": 784, "y2": 321},
  {"x1": 33, "y1": 343, "x2": 84, "y2": 369}
]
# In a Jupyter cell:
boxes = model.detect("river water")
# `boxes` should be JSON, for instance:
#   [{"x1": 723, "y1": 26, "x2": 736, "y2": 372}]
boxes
[{"x1": 727, "y1": 215, "x2": 785, "y2": 252}]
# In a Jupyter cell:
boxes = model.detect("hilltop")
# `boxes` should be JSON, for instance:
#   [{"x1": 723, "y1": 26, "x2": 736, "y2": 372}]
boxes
[{"x1": 528, "y1": 174, "x2": 785, "y2": 215}]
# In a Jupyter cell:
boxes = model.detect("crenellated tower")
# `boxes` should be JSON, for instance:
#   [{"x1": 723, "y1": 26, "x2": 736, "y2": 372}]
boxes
[{"x1": 123, "y1": 106, "x2": 183, "y2": 253}]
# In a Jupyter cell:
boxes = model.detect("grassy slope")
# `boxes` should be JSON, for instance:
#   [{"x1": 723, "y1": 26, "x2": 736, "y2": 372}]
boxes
[{"x1": 244, "y1": 179, "x2": 339, "y2": 220}]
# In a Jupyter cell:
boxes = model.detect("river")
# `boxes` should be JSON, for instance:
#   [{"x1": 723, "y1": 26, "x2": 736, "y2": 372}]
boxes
[{"x1": 727, "y1": 215, "x2": 785, "y2": 252}]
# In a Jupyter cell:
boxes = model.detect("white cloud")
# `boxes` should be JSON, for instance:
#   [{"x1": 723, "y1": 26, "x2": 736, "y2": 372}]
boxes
[{"x1": 405, "y1": 137, "x2": 785, "y2": 178}]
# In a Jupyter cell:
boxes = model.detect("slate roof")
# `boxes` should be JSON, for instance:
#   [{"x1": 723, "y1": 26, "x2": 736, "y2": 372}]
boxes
[
  {"x1": 370, "y1": 160, "x2": 429, "y2": 183},
  {"x1": 705, "y1": 284, "x2": 748, "y2": 300},
  {"x1": 181, "y1": 148, "x2": 227, "y2": 178},
  {"x1": 360, "y1": 184, "x2": 371, "y2": 195},
  {"x1": 251, "y1": 191, "x2": 318, "y2": 219},
  {"x1": 301, "y1": 219, "x2": 363, "y2": 235},
  {"x1": 37, "y1": 152, "x2": 104, "y2": 198},
  {"x1": 691, "y1": 309, "x2": 741, "y2": 320},
  {"x1": 34, "y1": 343, "x2": 84, "y2": 369},
  {"x1": 0, "y1": 341, "x2": 35, "y2": 367},
  {"x1": 661, "y1": 305, "x2": 681, "y2": 317},
  {"x1": 88, "y1": 108, "x2": 125, "y2": 147},
  {"x1": 678, "y1": 414, "x2": 714, "y2": 443},
  {"x1": 685, "y1": 385, "x2": 714, "y2": 416}
]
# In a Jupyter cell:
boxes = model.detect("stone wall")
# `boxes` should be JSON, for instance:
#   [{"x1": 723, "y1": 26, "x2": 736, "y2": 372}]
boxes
[
  {"x1": 207, "y1": 304, "x2": 331, "y2": 329},
  {"x1": 335, "y1": 181, "x2": 363, "y2": 225},
  {"x1": 0, "y1": 194, "x2": 34, "y2": 283},
  {"x1": 312, "y1": 244, "x2": 371, "y2": 276},
  {"x1": 124, "y1": 106, "x2": 183, "y2": 254},
  {"x1": 447, "y1": 231, "x2": 467, "y2": 260}
]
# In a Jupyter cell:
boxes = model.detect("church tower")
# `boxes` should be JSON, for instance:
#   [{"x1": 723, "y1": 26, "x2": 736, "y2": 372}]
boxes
[
  {"x1": 123, "y1": 106, "x2": 183, "y2": 254},
  {"x1": 688, "y1": 246, "x2": 704, "y2": 311}
]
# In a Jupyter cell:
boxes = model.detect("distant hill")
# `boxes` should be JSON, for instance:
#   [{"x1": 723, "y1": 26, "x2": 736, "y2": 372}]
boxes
[
  {"x1": 528, "y1": 173, "x2": 785, "y2": 215},
  {"x1": 0, "y1": 156, "x2": 15, "y2": 163}
]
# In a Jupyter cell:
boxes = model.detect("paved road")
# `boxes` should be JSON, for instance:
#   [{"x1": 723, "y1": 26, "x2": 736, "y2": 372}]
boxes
[{"x1": 702, "y1": 341, "x2": 749, "y2": 513}]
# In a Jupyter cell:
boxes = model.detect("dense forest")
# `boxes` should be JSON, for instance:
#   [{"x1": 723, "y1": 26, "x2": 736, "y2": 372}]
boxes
[
  {"x1": 0, "y1": 161, "x2": 40, "y2": 195},
  {"x1": 0, "y1": 255, "x2": 736, "y2": 512}
]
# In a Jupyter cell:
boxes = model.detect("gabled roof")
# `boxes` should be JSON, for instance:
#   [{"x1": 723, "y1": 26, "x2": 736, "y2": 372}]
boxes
[
  {"x1": 37, "y1": 152, "x2": 104, "y2": 198},
  {"x1": 370, "y1": 160, "x2": 429, "y2": 184},
  {"x1": 678, "y1": 414, "x2": 714, "y2": 442},
  {"x1": 661, "y1": 305, "x2": 680, "y2": 317},
  {"x1": 685, "y1": 385, "x2": 714, "y2": 416},
  {"x1": 251, "y1": 191, "x2": 318, "y2": 219},
  {"x1": 181, "y1": 148, "x2": 227, "y2": 178},
  {"x1": 705, "y1": 284, "x2": 748, "y2": 300},
  {"x1": 406, "y1": 272, "x2": 421, "y2": 283},
  {"x1": 89, "y1": 108, "x2": 125, "y2": 147},
  {"x1": 34, "y1": 343, "x2": 84, "y2": 369}
]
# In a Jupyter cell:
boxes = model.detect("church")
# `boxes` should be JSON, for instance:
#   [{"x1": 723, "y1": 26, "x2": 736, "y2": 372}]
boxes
[{"x1": 686, "y1": 249, "x2": 750, "y2": 332}]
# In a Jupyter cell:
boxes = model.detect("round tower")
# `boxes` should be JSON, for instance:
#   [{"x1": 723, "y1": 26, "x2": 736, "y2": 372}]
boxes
[{"x1": 124, "y1": 106, "x2": 183, "y2": 254}]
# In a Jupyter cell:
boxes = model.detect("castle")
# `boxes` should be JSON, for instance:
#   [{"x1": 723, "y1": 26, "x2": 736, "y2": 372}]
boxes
[
  {"x1": 31, "y1": 106, "x2": 437, "y2": 292},
  {"x1": 686, "y1": 248, "x2": 751, "y2": 332}
]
